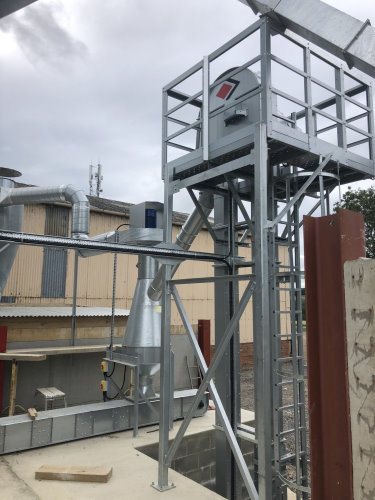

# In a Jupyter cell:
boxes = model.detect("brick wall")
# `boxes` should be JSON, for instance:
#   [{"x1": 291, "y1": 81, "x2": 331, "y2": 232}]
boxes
[{"x1": 210, "y1": 340, "x2": 291, "y2": 369}]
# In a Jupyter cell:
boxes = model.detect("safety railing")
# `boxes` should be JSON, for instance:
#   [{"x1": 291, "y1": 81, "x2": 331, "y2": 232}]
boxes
[{"x1": 161, "y1": 16, "x2": 374, "y2": 178}]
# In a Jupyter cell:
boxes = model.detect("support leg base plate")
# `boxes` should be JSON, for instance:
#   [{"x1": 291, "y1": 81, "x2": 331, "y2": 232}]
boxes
[{"x1": 151, "y1": 481, "x2": 175, "y2": 492}]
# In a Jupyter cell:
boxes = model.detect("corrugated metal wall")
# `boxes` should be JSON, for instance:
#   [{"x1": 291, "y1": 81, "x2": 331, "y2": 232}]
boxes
[
  {"x1": 41, "y1": 206, "x2": 69, "y2": 298},
  {"x1": 1, "y1": 202, "x2": 289, "y2": 342}
]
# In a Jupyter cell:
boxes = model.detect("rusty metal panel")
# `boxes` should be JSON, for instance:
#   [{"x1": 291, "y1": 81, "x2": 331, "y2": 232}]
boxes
[
  {"x1": 198, "y1": 319, "x2": 211, "y2": 366},
  {"x1": 303, "y1": 208, "x2": 366, "y2": 500}
]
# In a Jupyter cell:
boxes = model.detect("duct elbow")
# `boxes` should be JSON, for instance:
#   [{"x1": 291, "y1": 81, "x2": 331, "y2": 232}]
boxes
[
  {"x1": 63, "y1": 185, "x2": 90, "y2": 239},
  {"x1": 0, "y1": 184, "x2": 90, "y2": 239}
]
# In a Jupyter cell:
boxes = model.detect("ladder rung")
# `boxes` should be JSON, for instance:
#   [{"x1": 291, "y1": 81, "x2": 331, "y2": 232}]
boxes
[
  {"x1": 277, "y1": 378, "x2": 305, "y2": 386},
  {"x1": 277, "y1": 356, "x2": 303, "y2": 363},
  {"x1": 236, "y1": 429, "x2": 257, "y2": 444},
  {"x1": 279, "y1": 452, "x2": 295, "y2": 463},
  {"x1": 276, "y1": 402, "x2": 305, "y2": 412},
  {"x1": 279, "y1": 428, "x2": 295, "y2": 437},
  {"x1": 278, "y1": 380, "x2": 293, "y2": 386},
  {"x1": 275, "y1": 333, "x2": 304, "y2": 338},
  {"x1": 238, "y1": 423, "x2": 255, "y2": 433},
  {"x1": 275, "y1": 287, "x2": 302, "y2": 291},
  {"x1": 279, "y1": 450, "x2": 307, "y2": 463},
  {"x1": 279, "y1": 426, "x2": 305, "y2": 438}
]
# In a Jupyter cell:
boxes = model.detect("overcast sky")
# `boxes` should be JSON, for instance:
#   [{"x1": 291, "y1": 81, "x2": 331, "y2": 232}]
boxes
[{"x1": 0, "y1": 0, "x2": 374, "y2": 215}]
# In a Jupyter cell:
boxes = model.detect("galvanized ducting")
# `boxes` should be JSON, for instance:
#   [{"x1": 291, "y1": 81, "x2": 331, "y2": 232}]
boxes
[{"x1": 147, "y1": 191, "x2": 214, "y2": 301}]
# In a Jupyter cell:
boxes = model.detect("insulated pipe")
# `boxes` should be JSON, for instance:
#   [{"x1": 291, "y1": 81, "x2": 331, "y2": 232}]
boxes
[
  {"x1": 0, "y1": 185, "x2": 90, "y2": 238},
  {"x1": 147, "y1": 192, "x2": 214, "y2": 302}
]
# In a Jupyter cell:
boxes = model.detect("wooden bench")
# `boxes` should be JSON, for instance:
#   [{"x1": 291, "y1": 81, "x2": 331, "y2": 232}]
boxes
[{"x1": 36, "y1": 387, "x2": 67, "y2": 411}]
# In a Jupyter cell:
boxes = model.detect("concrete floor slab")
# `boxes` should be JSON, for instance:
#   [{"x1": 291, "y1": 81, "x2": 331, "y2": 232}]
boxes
[
  {"x1": 0, "y1": 407, "x2": 298, "y2": 499},
  {"x1": 1, "y1": 408, "x2": 250, "y2": 500}
]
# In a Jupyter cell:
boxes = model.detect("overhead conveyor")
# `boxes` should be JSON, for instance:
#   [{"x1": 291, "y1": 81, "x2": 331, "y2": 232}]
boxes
[{"x1": 238, "y1": 0, "x2": 375, "y2": 78}]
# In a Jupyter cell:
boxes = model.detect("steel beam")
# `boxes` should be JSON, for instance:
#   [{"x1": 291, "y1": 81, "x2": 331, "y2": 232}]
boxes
[
  {"x1": 0, "y1": 0, "x2": 37, "y2": 18},
  {"x1": 303, "y1": 208, "x2": 366, "y2": 499},
  {"x1": 0, "y1": 230, "x2": 225, "y2": 264}
]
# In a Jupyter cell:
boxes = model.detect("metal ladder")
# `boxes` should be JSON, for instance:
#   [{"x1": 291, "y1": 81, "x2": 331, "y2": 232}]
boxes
[
  {"x1": 185, "y1": 355, "x2": 202, "y2": 389},
  {"x1": 271, "y1": 167, "x2": 309, "y2": 499}
]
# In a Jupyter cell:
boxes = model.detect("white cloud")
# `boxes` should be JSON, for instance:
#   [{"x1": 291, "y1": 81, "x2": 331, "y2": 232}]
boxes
[{"x1": 0, "y1": 0, "x2": 373, "y2": 215}]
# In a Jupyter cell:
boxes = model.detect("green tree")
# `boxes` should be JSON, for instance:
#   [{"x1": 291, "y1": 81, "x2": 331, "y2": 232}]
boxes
[{"x1": 334, "y1": 186, "x2": 375, "y2": 258}]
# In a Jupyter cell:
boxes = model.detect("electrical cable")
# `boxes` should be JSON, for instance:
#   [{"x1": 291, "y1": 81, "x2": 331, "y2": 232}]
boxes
[
  {"x1": 103, "y1": 365, "x2": 127, "y2": 401},
  {"x1": 108, "y1": 222, "x2": 131, "y2": 354}
]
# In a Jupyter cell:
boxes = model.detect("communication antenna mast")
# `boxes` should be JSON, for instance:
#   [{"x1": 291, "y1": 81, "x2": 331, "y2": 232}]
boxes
[{"x1": 88, "y1": 163, "x2": 103, "y2": 197}]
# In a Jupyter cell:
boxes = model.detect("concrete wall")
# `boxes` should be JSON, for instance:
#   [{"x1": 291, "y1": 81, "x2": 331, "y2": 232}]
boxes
[
  {"x1": 137, "y1": 427, "x2": 254, "y2": 498},
  {"x1": 344, "y1": 258, "x2": 375, "y2": 500},
  {"x1": 1, "y1": 332, "x2": 198, "y2": 411}
]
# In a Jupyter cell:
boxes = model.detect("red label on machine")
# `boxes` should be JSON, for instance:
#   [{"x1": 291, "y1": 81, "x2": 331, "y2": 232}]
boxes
[{"x1": 216, "y1": 78, "x2": 239, "y2": 100}]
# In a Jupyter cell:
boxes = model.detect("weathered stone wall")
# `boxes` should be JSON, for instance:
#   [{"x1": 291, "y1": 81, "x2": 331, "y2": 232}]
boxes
[{"x1": 344, "y1": 258, "x2": 375, "y2": 500}]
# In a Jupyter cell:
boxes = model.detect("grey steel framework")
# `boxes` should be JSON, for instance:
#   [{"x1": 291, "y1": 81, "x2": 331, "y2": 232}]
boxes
[
  {"x1": 0, "y1": 389, "x2": 208, "y2": 455},
  {"x1": 156, "y1": 17, "x2": 374, "y2": 500}
]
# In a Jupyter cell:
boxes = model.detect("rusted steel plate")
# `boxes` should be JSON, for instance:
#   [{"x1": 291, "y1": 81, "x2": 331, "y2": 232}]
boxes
[{"x1": 303, "y1": 209, "x2": 366, "y2": 500}]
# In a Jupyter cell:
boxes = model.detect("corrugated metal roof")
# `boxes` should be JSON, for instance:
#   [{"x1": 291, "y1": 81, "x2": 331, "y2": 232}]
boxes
[{"x1": 0, "y1": 306, "x2": 130, "y2": 318}]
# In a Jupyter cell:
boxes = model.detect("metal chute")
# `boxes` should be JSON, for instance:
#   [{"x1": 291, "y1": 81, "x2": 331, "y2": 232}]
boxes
[{"x1": 238, "y1": 0, "x2": 375, "y2": 78}]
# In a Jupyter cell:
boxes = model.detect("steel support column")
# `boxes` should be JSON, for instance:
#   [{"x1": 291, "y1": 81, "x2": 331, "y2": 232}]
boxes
[
  {"x1": 303, "y1": 208, "x2": 366, "y2": 499},
  {"x1": 253, "y1": 122, "x2": 274, "y2": 499},
  {"x1": 153, "y1": 163, "x2": 175, "y2": 492},
  {"x1": 214, "y1": 190, "x2": 241, "y2": 499},
  {"x1": 0, "y1": 326, "x2": 7, "y2": 413}
]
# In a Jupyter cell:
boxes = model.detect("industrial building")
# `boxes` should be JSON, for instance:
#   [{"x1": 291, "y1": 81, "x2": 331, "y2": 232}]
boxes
[{"x1": 0, "y1": 0, "x2": 374, "y2": 499}]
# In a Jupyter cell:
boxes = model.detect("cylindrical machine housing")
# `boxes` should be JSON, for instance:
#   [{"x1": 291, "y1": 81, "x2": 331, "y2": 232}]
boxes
[{"x1": 0, "y1": 177, "x2": 23, "y2": 296}]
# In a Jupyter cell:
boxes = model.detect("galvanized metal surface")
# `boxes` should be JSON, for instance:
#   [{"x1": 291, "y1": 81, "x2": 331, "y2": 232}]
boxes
[
  {"x1": 157, "y1": 15, "x2": 375, "y2": 499},
  {"x1": 0, "y1": 389, "x2": 208, "y2": 455},
  {"x1": 0, "y1": 178, "x2": 23, "y2": 295},
  {"x1": 0, "y1": 306, "x2": 130, "y2": 318},
  {"x1": 41, "y1": 206, "x2": 69, "y2": 299},
  {"x1": 0, "y1": 184, "x2": 90, "y2": 239},
  {"x1": 303, "y1": 209, "x2": 366, "y2": 499},
  {"x1": 240, "y1": 0, "x2": 375, "y2": 78},
  {"x1": 148, "y1": 191, "x2": 214, "y2": 301},
  {"x1": 0, "y1": 0, "x2": 37, "y2": 18},
  {"x1": 0, "y1": 230, "x2": 225, "y2": 263}
]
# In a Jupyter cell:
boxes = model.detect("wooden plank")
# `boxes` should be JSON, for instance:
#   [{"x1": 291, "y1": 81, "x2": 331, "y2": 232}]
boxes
[
  {"x1": 8, "y1": 361, "x2": 18, "y2": 416},
  {"x1": 35, "y1": 465, "x2": 112, "y2": 483},
  {"x1": 6, "y1": 344, "x2": 121, "y2": 356},
  {"x1": 0, "y1": 353, "x2": 46, "y2": 361},
  {"x1": 28, "y1": 408, "x2": 37, "y2": 420}
]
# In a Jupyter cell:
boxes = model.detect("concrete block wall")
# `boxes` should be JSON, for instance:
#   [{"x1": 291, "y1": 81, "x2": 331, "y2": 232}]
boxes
[
  {"x1": 137, "y1": 427, "x2": 254, "y2": 496},
  {"x1": 1, "y1": 333, "x2": 199, "y2": 411}
]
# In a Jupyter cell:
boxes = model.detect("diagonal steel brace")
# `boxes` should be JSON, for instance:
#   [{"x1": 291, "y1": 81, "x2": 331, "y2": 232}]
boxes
[
  {"x1": 268, "y1": 153, "x2": 333, "y2": 229},
  {"x1": 165, "y1": 280, "x2": 258, "y2": 499}
]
